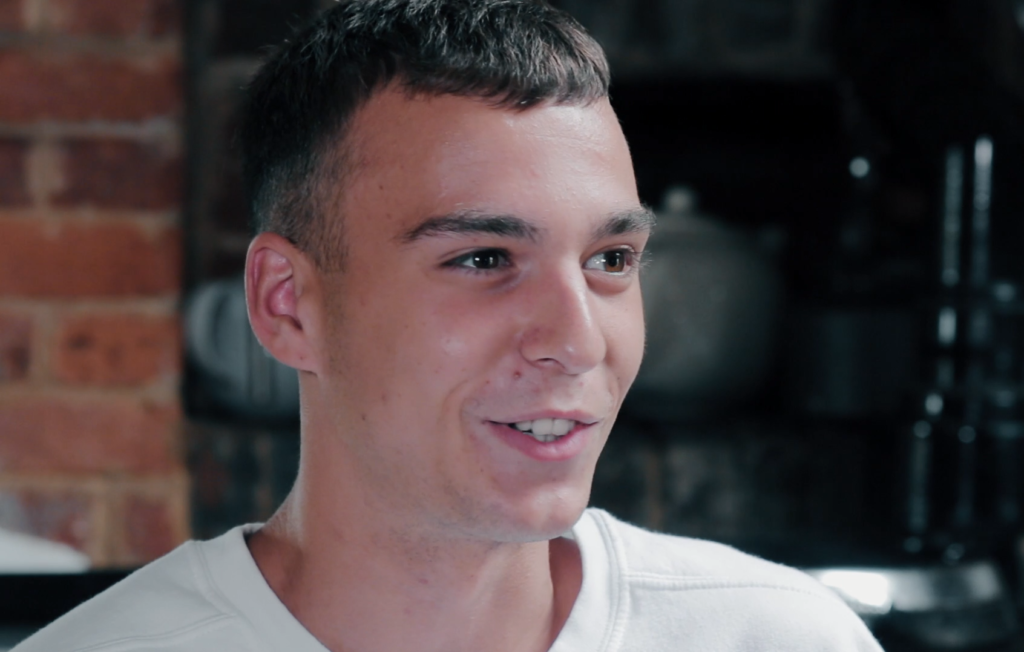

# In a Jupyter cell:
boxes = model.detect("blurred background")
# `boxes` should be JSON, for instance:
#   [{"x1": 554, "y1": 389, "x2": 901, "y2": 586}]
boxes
[{"x1": 1, "y1": 0, "x2": 1024, "y2": 649}]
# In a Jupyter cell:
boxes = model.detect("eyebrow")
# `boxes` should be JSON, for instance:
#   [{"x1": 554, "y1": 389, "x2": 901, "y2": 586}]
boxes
[
  {"x1": 399, "y1": 210, "x2": 541, "y2": 243},
  {"x1": 593, "y1": 206, "x2": 657, "y2": 240},
  {"x1": 399, "y1": 205, "x2": 656, "y2": 244}
]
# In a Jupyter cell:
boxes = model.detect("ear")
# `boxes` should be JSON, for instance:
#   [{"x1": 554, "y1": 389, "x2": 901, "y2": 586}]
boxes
[{"x1": 245, "y1": 232, "x2": 323, "y2": 374}]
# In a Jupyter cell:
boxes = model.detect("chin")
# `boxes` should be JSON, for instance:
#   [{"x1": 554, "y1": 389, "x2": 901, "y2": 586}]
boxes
[{"x1": 487, "y1": 485, "x2": 591, "y2": 543}]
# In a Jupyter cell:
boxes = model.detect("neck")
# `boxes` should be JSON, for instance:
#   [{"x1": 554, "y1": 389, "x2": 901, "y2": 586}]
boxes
[{"x1": 247, "y1": 448, "x2": 583, "y2": 652}]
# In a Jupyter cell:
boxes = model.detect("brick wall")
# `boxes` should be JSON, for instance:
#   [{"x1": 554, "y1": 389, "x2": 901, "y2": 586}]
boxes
[{"x1": 0, "y1": 0, "x2": 188, "y2": 567}]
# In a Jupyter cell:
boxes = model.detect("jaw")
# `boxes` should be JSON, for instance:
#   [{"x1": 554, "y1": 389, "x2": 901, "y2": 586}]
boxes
[
  {"x1": 444, "y1": 422, "x2": 606, "y2": 543},
  {"x1": 440, "y1": 485, "x2": 592, "y2": 545},
  {"x1": 304, "y1": 345, "x2": 618, "y2": 544}
]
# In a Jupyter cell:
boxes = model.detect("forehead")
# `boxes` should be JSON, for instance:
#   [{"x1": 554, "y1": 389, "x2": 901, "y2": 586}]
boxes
[{"x1": 336, "y1": 89, "x2": 638, "y2": 237}]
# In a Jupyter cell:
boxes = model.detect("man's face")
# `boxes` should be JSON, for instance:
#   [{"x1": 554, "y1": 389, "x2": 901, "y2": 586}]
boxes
[{"x1": 313, "y1": 89, "x2": 648, "y2": 542}]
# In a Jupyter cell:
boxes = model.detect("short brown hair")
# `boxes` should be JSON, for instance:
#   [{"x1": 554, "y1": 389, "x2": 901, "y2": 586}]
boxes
[{"x1": 239, "y1": 0, "x2": 610, "y2": 270}]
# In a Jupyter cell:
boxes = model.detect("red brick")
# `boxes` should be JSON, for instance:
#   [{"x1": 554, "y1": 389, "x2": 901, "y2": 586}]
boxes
[
  {"x1": 0, "y1": 221, "x2": 181, "y2": 297},
  {"x1": 54, "y1": 313, "x2": 180, "y2": 385},
  {"x1": 0, "y1": 0, "x2": 23, "y2": 32},
  {"x1": 190, "y1": 441, "x2": 230, "y2": 510},
  {"x1": 0, "y1": 312, "x2": 31, "y2": 382},
  {"x1": 113, "y1": 483, "x2": 187, "y2": 564},
  {"x1": 0, "y1": 395, "x2": 181, "y2": 473},
  {"x1": 0, "y1": 139, "x2": 30, "y2": 206},
  {"x1": 0, "y1": 50, "x2": 180, "y2": 123},
  {"x1": 0, "y1": 485, "x2": 96, "y2": 553},
  {"x1": 53, "y1": 139, "x2": 181, "y2": 210},
  {"x1": 46, "y1": 0, "x2": 180, "y2": 38}
]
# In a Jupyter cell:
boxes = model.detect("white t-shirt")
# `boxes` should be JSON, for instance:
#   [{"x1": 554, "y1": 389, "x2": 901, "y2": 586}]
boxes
[{"x1": 13, "y1": 508, "x2": 881, "y2": 651}]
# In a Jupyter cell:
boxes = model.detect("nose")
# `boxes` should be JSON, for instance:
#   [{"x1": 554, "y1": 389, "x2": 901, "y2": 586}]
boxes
[{"x1": 519, "y1": 265, "x2": 606, "y2": 375}]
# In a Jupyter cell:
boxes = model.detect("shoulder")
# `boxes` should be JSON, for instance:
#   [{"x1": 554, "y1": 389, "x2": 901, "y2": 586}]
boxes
[
  {"x1": 580, "y1": 509, "x2": 882, "y2": 651},
  {"x1": 13, "y1": 530, "x2": 258, "y2": 652}
]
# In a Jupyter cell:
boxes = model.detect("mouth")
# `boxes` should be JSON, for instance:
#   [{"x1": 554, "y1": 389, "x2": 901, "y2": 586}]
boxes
[
  {"x1": 484, "y1": 413, "x2": 600, "y2": 462},
  {"x1": 506, "y1": 418, "x2": 578, "y2": 443}
]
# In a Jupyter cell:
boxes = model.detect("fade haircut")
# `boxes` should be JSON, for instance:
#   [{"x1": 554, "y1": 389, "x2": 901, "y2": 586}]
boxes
[{"x1": 239, "y1": 0, "x2": 611, "y2": 271}]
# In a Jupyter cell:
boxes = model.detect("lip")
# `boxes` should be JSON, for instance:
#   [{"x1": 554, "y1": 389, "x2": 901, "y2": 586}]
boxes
[
  {"x1": 493, "y1": 411, "x2": 601, "y2": 426},
  {"x1": 486, "y1": 419, "x2": 596, "y2": 462}
]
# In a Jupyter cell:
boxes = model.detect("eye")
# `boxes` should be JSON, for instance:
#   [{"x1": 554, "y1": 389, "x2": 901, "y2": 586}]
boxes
[
  {"x1": 584, "y1": 249, "x2": 636, "y2": 274},
  {"x1": 445, "y1": 248, "x2": 511, "y2": 271}
]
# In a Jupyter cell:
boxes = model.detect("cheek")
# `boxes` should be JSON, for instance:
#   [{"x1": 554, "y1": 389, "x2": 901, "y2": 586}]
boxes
[
  {"x1": 439, "y1": 334, "x2": 470, "y2": 361},
  {"x1": 423, "y1": 305, "x2": 511, "y2": 382},
  {"x1": 607, "y1": 293, "x2": 646, "y2": 385},
  {"x1": 321, "y1": 283, "x2": 414, "y2": 412}
]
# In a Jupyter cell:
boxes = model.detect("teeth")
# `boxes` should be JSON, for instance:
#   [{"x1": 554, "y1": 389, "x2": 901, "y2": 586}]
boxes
[
  {"x1": 510, "y1": 418, "x2": 576, "y2": 441},
  {"x1": 551, "y1": 419, "x2": 573, "y2": 436},
  {"x1": 532, "y1": 418, "x2": 554, "y2": 436}
]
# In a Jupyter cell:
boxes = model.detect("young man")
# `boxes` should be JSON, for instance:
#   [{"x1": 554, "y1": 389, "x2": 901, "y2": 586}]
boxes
[{"x1": 16, "y1": 1, "x2": 881, "y2": 651}]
